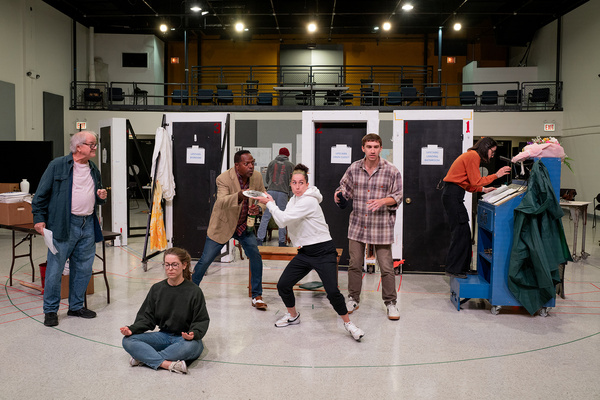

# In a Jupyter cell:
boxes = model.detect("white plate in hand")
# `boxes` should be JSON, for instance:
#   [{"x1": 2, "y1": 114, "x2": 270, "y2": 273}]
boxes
[{"x1": 243, "y1": 190, "x2": 266, "y2": 198}]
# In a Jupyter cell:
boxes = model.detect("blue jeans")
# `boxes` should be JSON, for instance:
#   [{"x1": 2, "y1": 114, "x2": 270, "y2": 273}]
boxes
[
  {"x1": 192, "y1": 230, "x2": 263, "y2": 297},
  {"x1": 256, "y1": 190, "x2": 288, "y2": 244},
  {"x1": 122, "y1": 332, "x2": 203, "y2": 370},
  {"x1": 43, "y1": 214, "x2": 96, "y2": 313}
]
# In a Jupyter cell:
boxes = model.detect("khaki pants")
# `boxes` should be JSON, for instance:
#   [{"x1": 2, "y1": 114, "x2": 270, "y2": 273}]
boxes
[{"x1": 347, "y1": 239, "x2": 397, "y2": 305}]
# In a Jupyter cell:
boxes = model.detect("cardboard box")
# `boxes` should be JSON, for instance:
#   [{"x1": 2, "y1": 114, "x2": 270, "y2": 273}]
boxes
[
  {"x1": 60, "y1": 275, "x2": 95, "y2": 299},
  {"x1": 0, "y1": 202, "x2": 33, "y2": 225},
  {"x1": 0, "y1": 183, "x2": 20, "y2": 193}
]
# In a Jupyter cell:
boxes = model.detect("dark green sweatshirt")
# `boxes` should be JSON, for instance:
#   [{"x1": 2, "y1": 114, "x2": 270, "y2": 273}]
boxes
[{"x1": 128, "y1": 279, "x2": 209, "y2": 341}]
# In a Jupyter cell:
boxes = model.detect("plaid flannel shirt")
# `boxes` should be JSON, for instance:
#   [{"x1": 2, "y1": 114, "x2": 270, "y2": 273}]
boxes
[{"x1": 337, "y1": 157, "x2": 403, "y2": 244}]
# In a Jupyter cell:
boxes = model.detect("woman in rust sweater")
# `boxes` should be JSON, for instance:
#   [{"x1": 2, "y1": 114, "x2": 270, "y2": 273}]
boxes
[{"x1": 442, "y1": 137, "x2": 511, "y2": 278}]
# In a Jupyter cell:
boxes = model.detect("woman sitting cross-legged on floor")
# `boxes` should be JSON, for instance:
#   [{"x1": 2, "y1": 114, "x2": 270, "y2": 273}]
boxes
[
  {"x1": 252, "y1": 163, "x2": 365, "y2": 341},
  {"x1": 120, "y1": 247, "x2": 210, "y2": 374}
]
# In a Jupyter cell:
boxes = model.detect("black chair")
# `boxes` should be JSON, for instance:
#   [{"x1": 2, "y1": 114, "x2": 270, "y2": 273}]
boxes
[
  {"x1": 386, "y1": 91, "x2": 402, "y2": 106},
  {"x1": 216, "y1": 89, "x2": 233, "y2": 105},
  {"x1": 528, "y1": 88, "x2": 550, "y2": 109},
  {"x1": 216, "y1": 84, "x2": 228, "y2": 90},
  {"x1": 424, "y1": 87, "x2": 442, "y2": 104},
  {"x1": 324, "y1": 90, "x2": 340, "y2": 105},
  {"x1": 594, "y1": 193, "x2": 600, "y2": 228},
  {"x1": 83, "y1": 88, "x2": 103, "y2": 108},
  {"x1": 244, "y1": 80, "x2": 259, "y2": 105},
  {"x1": 459, "y1": 91, "x2": 477, "y2": 105},
  {"x1": 295, "y1": 92, "x2": 309, "y2": 105},
  {"x1": 340, "y1": 92, "x2": 353, "y2": 106},
  {"x1": 360, "y1": 79, "x2": 374, "y2": 105},
  {"x1": 257, "y1": 92, "x2": 273, "y2": 105},
  {"x1": 133, "y1": 84, "x2": 148, "y2": 105},
  {"x1": 480, "y1": 90, "x2": 499, "y2": 105},
  {"x1": 504, "y1": 89, "x2": 521, "y2": 105},
  {"x1": 400, "y1": 87, "x2": 418, "y2": 105},
  {"x1": 108, "y1": 87, "x2": 124, "y2": 103},
  {"x1": 196, "y1": 89, "x2": 214, "y2": 105},
  {"x1": 172, "y1": 89, "x2": 189, "y2": 105}
]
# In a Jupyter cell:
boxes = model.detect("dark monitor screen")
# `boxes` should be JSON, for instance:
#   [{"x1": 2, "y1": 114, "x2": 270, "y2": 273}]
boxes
[
  {"x1": 0, "y1": 141, "x2": 54, "y2": 193},
  {"x1": 122, "y1": 52, "x2": 148, "y2": 68}
]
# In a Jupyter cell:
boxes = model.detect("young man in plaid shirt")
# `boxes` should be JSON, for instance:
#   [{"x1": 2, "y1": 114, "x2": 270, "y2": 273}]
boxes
[{"x1": 335, "y1": 134, "x2": 403, "y2": 320}]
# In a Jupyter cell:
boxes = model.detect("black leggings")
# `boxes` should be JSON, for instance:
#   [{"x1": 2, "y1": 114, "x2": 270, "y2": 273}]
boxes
[
  {"x1": 442, "y1": 183, "x2": 472, "y2": 274},
  {"x1": 277, "y1": 240, "x2": 348, "y2": 315}
]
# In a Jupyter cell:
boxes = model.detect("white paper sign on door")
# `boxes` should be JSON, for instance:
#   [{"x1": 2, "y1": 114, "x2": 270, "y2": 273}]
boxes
[
  {"x1": 331, "y1": 144, "x2": 352, "y2": 164},
  {"x1": 421, "y1": 145, "x2": 443, "y2": 165},
  {"x1": 186, "y1": 146, "x2": 205, "y2": 164}
]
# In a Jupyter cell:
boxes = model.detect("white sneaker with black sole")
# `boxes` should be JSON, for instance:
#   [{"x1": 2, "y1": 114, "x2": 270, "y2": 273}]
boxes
[
  {"x1": 346, "y1": 297, "x2": 359, "y2": 314},
  {"x1": 168, "y1": 360, "x2": 187, "y2": 374},
  {"x1": 275, "y1": 312, "x2": 301, "y2": 327},
  {"x1": 344, "y1": 321, "x2": 365, "y2": 341}
]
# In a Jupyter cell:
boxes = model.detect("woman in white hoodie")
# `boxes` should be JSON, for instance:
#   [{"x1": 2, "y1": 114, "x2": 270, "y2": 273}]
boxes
[{"x1": 253, "y1": 164, "x2": 364, "y2": 341}]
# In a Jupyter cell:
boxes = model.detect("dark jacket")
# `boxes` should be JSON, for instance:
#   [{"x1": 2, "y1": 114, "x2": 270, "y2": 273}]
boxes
[
  {"x1": 32, "y1": 153, "x2": 105, "y2": 242},
  {"x1": 266, "y1": 155, "x2": 295, "y2": 195},
  {"x1": 508, "y1": 161, "x2": 571, "y2": 315}
]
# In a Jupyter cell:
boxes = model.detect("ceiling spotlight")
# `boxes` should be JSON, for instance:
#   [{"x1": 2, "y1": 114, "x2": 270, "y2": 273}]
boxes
[
  {"x1": 307, "y1": 22, "x2": 317, "y2": 33},
  {"x1": 383, "y1": 22, "x2": 391, "y2": 31},
  {"x1": 235, "y1": 22, "x2": 244, "y2": 32},
  {"x1": 201, "y1": 11, "x2": 209, "y2": 15},
  {"x1": 159, "y1": 24, "x2": 168, "y2": 32},
  {"x1": 453, "y1": 22, "x2": 462, "y2": 31},
  {"x1": 374, "y1": 26, "x2": 380, "y2": 31},
  {"x1": 190, "y1": 6, "x2": 202, "y2": 12},
  {"x1": 402, "y1": 4, "x2": 414, "y2": 11}
]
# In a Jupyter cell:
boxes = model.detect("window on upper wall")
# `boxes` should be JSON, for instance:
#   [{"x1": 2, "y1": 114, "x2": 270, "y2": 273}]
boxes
[{"x1": 122, "y1": 53, "x2": 148, "y2": 68}]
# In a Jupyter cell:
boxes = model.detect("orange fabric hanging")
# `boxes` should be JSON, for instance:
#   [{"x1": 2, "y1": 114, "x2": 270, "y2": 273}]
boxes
[{"x1": 149, "y1": 181, "x2": 167, "y2": 252}]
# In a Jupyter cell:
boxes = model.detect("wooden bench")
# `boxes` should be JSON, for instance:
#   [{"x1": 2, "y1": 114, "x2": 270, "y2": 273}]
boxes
[{"x1": 248, "y1": 245, "x2": 343, "y2": 297}]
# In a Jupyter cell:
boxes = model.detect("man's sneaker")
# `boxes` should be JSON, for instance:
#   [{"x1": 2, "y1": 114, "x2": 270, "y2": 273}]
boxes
[
  {"x1": 252, "y1": 296, "x2": 268, "y2": 310},
  {"x1": 256, "y1": 239, "x2": 263, "y2": 246},
  {"x1": 387, "y1": 303, "x2": 400, "y2": 320},
  {"x1": 346, "y1": 296, "x2": 359, "y2": 314},
  {"x1": 344, "y1": 321, "x2": 365, "y2": 341},
  {"x1": 168, "y1": 360, "x2": 187, "y2": 374},
  {"x1": 130, "y1": 357, "x2": 143, "y2": 367},
  {"x1": 67, "y1": 307, "x2": 97, "y2": 319},
  {"x1": 44, "y1": 312, "x2": 58, "y2": 327},
  {"x1": 274, "y1": 312, "x2": 301, "y2": 327}
]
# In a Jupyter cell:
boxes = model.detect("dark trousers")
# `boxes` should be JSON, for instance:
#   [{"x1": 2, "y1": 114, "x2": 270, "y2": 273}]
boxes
[
  {"x1": 277, "y1": 240, "x2": 348, "y2": 315},
  {"x1": 442, "y1": 183, "x2": 472, "y2": 274}
]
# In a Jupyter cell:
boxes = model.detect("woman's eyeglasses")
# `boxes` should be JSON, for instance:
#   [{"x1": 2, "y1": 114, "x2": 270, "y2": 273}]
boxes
[{"x1": 163, "y1": 262, "x2": 181, "y2": 270}]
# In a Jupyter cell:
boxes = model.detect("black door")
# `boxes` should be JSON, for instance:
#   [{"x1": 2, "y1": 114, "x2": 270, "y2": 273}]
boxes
[
  {"x1": 402, "y1": 120, "x2": 463, "y2": 272},
  {"x1": 314, "y1": 122, "x2": 367, "y2": 265},
  {"x1": 100, "y1": 126, "x2": 112, "y2": 231},
  {"x1": 172, "y1": 122, "x2": 223, "y2": 258}
]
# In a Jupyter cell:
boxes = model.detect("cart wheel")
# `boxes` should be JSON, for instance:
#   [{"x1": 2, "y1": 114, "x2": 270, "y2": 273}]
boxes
[
  {"x1": 490, "y1": 305, "x2": 501, "y2": 315},
  {"x1": 142, "y1": 261, "x2": 148, "y2": 272},
  {"x1": 538, "y1": 307, "x2": 550, "y2": 317}
]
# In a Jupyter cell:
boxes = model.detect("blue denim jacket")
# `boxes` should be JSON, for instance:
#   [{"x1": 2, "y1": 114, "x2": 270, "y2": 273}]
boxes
[{"x1": 32, "y1": 153, "x2": 105, "y2": 242}]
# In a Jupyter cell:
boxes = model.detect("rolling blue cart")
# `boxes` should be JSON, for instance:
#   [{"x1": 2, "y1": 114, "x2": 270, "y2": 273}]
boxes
[{"x1": 450, "y1": 157, "x2": 561, "y2": 316}]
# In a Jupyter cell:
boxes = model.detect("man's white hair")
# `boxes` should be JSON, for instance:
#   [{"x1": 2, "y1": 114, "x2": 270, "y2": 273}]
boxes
[{"x1": 70, "y1": 130, "x2": 97, "y2": 153}]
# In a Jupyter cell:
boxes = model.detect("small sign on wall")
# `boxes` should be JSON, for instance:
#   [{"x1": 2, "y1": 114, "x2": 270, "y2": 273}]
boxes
[
  {"x1": 331, "y1": 144, "x2": 352, "y2": 164},
  {"x1": 544, "y1": 123, "x2": 556, "y2": 132},
  {"x1": 76, "y1": 122, "x2": 86, "y2": 130},
  {"x1": 186, "y1": 146, "x2": 205, "y2": 164}
]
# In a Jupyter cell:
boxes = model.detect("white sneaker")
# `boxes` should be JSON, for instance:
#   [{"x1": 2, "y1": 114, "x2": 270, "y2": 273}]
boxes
[
  {"x1": 344, "y1": 321, "x2": 365, "y2": 341},
  {"x1": 387, "y1": 303, "x2": 400, "y2": 320},
  {"x1": 168, "y1": 360, "x2": 187, "y2": 374},
  {"x1": 129, "y1": 357, "x2": 143, "y2": 367},
  {"x1": 274, "y1": 312, "x2": 301, "y2": 327},
  {"x1": 346, "y1": 296, "x2": 359, "y2": 314}
]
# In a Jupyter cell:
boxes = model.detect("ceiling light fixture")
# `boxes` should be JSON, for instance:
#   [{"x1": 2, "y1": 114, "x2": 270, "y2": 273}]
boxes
[
  {"x1": 190, "y1": 6, "x2": 202, "y2": 12},
  {"x1": 235, "y1": 22, "x2": 244, "y2": 32},
  {"x1": 201, "y1": 11, "x2": 209, "y2": 15},
  {"x1": 453, "y1": 22, "x2": 462, "y2": 31},
  {"x1": 307, "y1": 22, "x2": 317, "y2": 33},
  {"x1": 402, "y1": 4, "x2": 414, "y2": 11},
  {"x1": 159, "y1": 24, "x2": 168, "y2": 32},
  {"x1": 374, "y1": 26, "x2": 380, "y2": 31},
  {"x1": 383, "y1": 22, "x2": 391, "y2": 31}
]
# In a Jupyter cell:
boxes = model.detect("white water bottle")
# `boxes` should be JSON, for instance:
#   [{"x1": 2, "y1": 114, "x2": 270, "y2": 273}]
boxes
[{"x1": 20, "y1": 179, "x2": 30, "y2": 194}]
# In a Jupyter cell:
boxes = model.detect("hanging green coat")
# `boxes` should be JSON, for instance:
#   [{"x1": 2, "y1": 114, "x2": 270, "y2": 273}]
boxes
[{"x1": 508, "y1": 161, "x2": 571, "y2": 315}]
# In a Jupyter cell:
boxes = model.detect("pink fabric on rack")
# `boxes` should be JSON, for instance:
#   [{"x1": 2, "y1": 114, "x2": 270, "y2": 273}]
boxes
[{"x1": 511, "y1": 142, "x2": 565, "y2": 163}]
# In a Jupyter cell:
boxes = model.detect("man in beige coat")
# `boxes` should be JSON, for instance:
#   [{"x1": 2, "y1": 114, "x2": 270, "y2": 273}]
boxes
[{"x1": 192, "y1": 150, "x2": 268, "y2": 309}]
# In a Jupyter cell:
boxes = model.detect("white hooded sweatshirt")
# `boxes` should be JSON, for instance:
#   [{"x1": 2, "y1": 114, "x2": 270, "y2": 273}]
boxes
[{"x1": 266, "y1": 186, "x2": 332, "y2": 248}]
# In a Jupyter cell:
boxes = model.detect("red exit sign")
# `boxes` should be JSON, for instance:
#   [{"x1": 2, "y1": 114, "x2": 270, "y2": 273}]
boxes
[{"x1": 544, "y1": 123, "x2": 555, "y2": 132}]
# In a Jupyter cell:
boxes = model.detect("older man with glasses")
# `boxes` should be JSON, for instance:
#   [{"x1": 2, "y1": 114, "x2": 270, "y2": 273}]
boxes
[{"x1": 32, "y1": 130, "x2": 108, "y2": 327}]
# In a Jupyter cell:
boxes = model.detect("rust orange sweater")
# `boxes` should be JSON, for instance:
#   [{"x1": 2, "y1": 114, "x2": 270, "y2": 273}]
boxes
[{"x1": 443, "y1": 150, "x2": 497, "y2": 192}]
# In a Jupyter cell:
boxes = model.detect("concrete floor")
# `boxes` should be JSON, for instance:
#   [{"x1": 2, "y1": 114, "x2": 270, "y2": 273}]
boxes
[{"x1": 1, "y1": 207, "x2": 599, "y2": 399}]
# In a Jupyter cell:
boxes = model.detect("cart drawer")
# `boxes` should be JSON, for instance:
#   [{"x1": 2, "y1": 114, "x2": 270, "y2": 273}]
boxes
[{"x1": 478, "y1": 206, "x2": 494, "y2": 232}]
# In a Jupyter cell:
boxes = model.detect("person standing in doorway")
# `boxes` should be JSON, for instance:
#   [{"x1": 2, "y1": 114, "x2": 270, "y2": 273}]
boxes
[
  {"x1": 191, "y1": 150, "x2": 268, "y2": 310},
  {"x1": 32, "y1": 130, "x2": 107, "y2": 327},
  {"x1": 334, "y1": 133, "x2": 403, "y2": 321},
  {"x1": 442, "y1": 137, "x2": 511, "y2": 279},
  {"x1": 256, "y1": 147, "x2": 295, "y2": 247}
]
